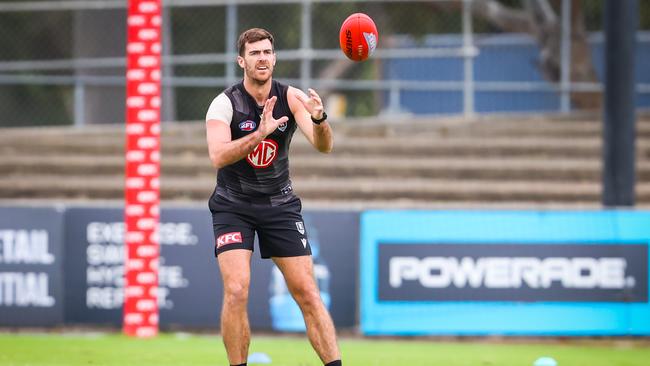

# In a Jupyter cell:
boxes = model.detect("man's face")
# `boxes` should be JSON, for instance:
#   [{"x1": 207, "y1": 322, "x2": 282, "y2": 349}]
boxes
[{"x1": 238, "y1": 39, "x2": 275, "y2": 84}]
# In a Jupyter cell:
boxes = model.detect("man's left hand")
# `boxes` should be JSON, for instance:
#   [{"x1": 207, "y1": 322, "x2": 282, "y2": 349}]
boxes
[{"x1": 297, "y1": 88, "x2": 324, "y2": 120}]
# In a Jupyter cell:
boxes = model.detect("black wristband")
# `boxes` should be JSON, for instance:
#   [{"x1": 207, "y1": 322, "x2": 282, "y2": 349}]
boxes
[{"x1": 311, "y1": 111, "x2": 327, "y2": 125}]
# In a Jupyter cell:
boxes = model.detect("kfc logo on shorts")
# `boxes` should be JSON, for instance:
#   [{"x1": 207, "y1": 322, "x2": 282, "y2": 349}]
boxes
[
  {"x1": 217, "y1": 232, "x2": 243, "y2": 248},
  {"x1": 247, "y1": 139, "x2": 278, "y2": 168},
  {"x1": 239, "y1": 120, "x2": 256, "y2": 131}
]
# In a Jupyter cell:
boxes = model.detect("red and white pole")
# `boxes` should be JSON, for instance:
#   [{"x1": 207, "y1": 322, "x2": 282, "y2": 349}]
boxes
[{"x1": 124, "y1": 0, "x2": 162, "y2": 338}]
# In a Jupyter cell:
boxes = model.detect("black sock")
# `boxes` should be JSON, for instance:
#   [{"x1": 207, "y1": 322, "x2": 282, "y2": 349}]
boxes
[
  {"x1": 230, "y1": 364, "x2": 246, "y2": 366},
  {"x1": 325, "y1": 361, "x2": 342, "y2": 366}
]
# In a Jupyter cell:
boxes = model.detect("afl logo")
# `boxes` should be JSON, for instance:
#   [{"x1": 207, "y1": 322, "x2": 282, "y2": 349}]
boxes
[
  {"x1": 247, "y1": 139, "x2": 278, "y2": 168},
  {"x1": 239, "y1": 120, "x2": 256, "y2": 131}
]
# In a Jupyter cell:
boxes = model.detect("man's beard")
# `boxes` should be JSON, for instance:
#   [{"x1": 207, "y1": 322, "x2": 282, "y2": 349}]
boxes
[{"x1": 245, "y1": 63, "x2": 272, "y2": 85}]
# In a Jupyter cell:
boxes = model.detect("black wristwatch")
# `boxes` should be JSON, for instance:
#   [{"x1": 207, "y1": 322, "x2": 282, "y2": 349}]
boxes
[{"x1": 311, "y1": 111, "x2": 327, "y2": 125}]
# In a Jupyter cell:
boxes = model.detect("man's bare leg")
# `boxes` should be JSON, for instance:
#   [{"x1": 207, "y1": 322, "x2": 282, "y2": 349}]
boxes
[
  {"x1": 218, "y1": 249, "x2": 253, "y2": 365},
  {"x1": 273, "y1": 255, "x2": 341, "y2": 364}
]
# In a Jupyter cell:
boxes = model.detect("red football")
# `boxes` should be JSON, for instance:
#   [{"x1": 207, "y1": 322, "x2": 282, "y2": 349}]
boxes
[{"x1": 339, "y1": 13, "x2": 379, "y2": 62}]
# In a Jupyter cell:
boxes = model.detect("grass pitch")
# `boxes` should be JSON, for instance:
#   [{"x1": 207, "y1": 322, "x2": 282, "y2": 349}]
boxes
[{"x1": 1, "y1": 332, "x2": 649, "y2": 366}]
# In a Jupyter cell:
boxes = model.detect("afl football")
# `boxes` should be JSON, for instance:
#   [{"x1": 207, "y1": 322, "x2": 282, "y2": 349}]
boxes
[{"x1": 339, "y1": 13, "x2": 378, "y2": 62}]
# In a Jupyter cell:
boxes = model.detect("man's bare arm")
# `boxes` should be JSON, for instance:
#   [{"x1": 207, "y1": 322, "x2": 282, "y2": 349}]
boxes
[{"x1": 288, "y1": 87, "x2": 333, "y2": 153}]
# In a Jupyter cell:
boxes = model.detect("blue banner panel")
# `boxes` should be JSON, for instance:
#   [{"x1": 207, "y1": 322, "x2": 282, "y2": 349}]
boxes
[
  {"x1": 265, "y1": 211, "x2": 359, "y2": 331},
  {"x1": 63, "y1": 206, "x2": 220, "y2": 328},
  {"x1": 361, "y1": 211, "x2": 650, "y2": 336},
  {"x1": 63, "y1": 206, "x2": 359, "y2": 331},
  {"x1": 0, "y1": 206, "x2": 65, "y2": 326}
]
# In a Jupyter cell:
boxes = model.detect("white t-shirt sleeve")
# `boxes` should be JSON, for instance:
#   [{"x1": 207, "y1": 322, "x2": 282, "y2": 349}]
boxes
[{"x1": 205, "y1": 93, "x2": 233, "y2": 125}]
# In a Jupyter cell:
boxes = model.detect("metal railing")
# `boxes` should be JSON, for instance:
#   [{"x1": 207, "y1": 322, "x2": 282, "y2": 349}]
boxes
[{"x1": 0, "y1": 0, "x2": 648, "y2": 127}]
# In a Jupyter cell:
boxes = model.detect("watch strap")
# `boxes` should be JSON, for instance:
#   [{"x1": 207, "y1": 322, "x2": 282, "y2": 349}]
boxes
[{"x1": 311, "y1": 111, "x2": 327, "y2": 124}]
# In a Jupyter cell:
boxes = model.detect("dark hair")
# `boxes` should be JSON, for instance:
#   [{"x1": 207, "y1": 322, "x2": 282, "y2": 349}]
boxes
[{"x1": 237, "y1": 28, "x2": 274, "y2": 56}]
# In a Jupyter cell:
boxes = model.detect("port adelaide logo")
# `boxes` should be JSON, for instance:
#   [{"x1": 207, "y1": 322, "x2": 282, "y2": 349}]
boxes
[
  {"x1": 295, "y1": 221, "x2": 305, "y2": 235},
  {"x1": 239, "y1": 120, "x2": 256, "y2": 131}
]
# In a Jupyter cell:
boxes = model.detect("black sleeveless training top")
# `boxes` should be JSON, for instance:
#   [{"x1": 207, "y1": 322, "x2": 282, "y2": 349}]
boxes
[{"x1": 211, "y1": 80, "x2": 298, "y2": 206}]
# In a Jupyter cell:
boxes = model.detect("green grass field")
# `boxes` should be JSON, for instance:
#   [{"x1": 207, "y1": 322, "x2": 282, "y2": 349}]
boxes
[{"x1": 1, "y1": 333, "x2": 649, "y2": 366}]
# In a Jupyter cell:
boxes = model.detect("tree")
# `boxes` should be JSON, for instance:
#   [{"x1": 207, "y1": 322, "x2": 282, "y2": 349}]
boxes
[{"x1": 434, "y1": 0, "x2": 601, "y2": 110}]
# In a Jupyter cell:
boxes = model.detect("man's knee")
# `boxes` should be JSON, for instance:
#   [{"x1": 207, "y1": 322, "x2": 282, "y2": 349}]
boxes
[
  {"x1": 223, "y1": 281, "x2": 249, "y2": 306},
  {"x1": 292, "y1": 287, "x2": 323, "y2": 310}
]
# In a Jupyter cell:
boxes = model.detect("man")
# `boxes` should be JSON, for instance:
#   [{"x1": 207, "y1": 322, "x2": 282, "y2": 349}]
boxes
[{"x1": 205, "y1": 28, "x2": 342, "y2": 366}]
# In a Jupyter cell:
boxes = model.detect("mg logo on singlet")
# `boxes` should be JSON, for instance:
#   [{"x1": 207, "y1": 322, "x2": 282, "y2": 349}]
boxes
[{"x1": 247, "y1": 139, "x2": 278, "y2": 168}]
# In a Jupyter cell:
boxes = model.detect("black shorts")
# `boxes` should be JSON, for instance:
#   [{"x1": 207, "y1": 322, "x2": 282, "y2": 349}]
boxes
[{"x1": 209, "y1": 194, "x2": 312, "y2": 258}]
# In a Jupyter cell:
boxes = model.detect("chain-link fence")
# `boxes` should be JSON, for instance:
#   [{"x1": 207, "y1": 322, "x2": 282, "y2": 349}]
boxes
[{"x1": 0, "y1": 0, "x2": 649, "y2": 127}]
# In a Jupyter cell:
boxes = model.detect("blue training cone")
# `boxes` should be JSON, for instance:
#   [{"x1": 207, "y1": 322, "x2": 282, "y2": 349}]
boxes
[
  {"x1": 248, "y1": 352, "x2": 272, "y2": 364},
  {"x1": 533, "y1": 356, "x2": 557, "y2": 366}
]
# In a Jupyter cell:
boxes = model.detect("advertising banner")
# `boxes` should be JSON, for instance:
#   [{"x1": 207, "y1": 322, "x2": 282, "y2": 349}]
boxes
[
  {"x1": 0, "y1": 207, "x2": 65, "y2": 326},
  {"x1": 63, "y1": 206, "x2": 218, "y2": 328},
  {"x1": 263, "y1": 210, "x2": 359, "y2": 331},
  {"x1": 361, "y1": 210, "x2": 650, "y2": 335},
  {"x1": 63, "y1": 206, "x2": 359, "y2": 330}
]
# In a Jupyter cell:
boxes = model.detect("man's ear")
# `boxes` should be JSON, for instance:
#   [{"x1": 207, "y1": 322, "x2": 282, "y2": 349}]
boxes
[{"x1": 237, "y1": 56, "x2": 244, "y2": 68}]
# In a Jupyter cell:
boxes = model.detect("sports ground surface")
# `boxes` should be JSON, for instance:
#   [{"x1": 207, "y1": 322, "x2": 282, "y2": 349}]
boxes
[{"x1": 1, "y1": 332, "x2": 649, "y2": 365}]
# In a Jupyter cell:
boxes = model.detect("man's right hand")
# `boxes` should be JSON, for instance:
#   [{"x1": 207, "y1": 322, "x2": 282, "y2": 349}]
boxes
[{"x1": 258, "y1": 96, "x2": 289, "y2": 138}]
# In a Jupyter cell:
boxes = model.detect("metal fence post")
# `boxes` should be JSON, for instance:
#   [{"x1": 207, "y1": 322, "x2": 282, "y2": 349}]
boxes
[
  {"x1": 300, "y1": 0, "x2": 312, "y2": 92},
  {"x1": 560, "y1": 0, "x2": 572, "y2": 113},
  {"x1": 74, "y1": 80, "x2": 85, "y2": 127},
  {"x1": 226, "y1": 0, "x2": 238, "y2": 86},
  {"x1": 462, "y1": 0, "x2": 475, "y2": 118},
  {"x1": 162, "y1": 4, "x2": 176, "y2": 122},
  {"x1": 387, "y1": 82, "x2": 402, "y2": 114},
  {"x1": 603, "y1": 0, "x2": 638, "y2": 206}
]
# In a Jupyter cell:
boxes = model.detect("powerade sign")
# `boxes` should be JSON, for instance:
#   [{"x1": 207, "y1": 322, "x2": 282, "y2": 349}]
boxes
[
  {"x1": 381, "y1": 244, "x2": 647, "y2": 302},
  {"x1": 361, "y1": 211, "x2": 650, "y2": 336}
]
